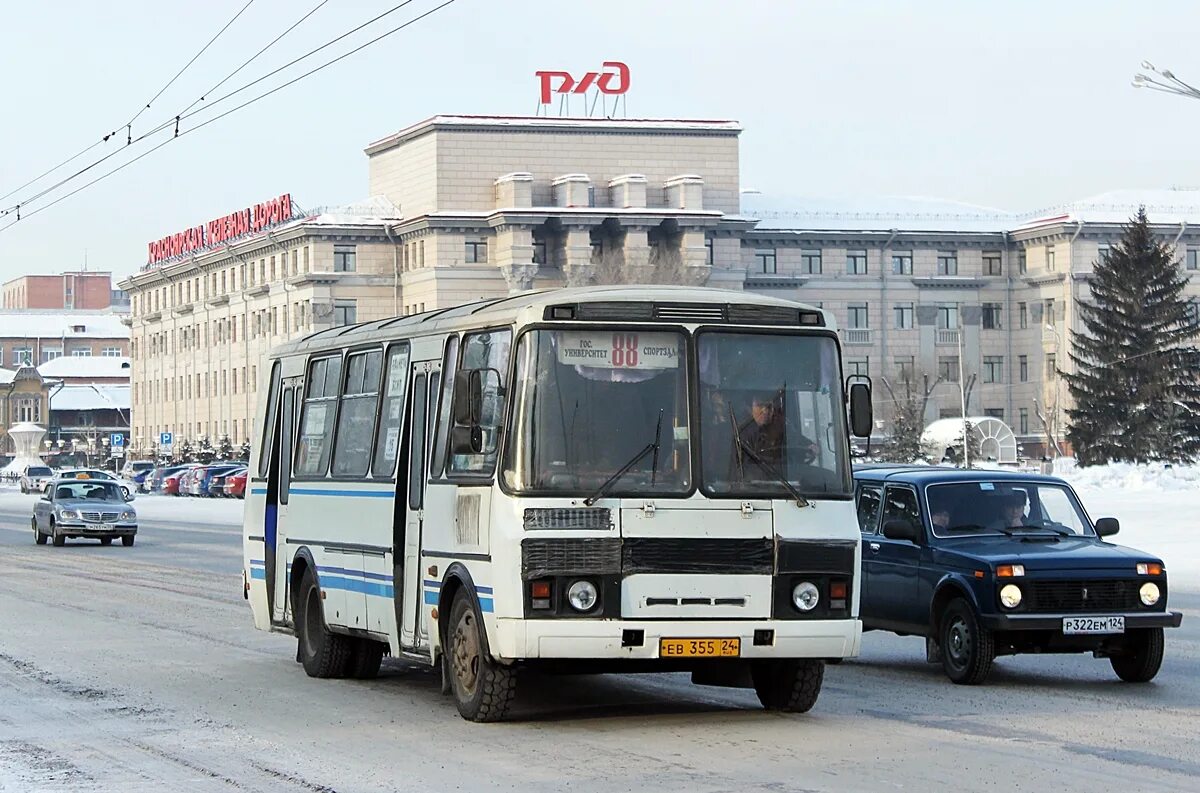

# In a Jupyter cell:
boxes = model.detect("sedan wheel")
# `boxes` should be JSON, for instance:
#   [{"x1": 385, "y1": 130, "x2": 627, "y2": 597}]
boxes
[{"x1": 33, "y1": 519, "x2": 46, "y2": 545}]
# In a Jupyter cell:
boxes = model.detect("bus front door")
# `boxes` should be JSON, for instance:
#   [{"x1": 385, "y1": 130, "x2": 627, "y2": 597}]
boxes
[{"x1": 399, "y1": 363, "x2": 437, "y2": 650}]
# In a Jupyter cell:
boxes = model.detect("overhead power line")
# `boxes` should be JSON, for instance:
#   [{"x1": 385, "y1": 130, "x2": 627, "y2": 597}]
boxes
[
  {"x1": 1, "y1": 0, "x2": 422, "y2": 219},
  {"x1": 0, "y1": 0, "x2": 458, "y2": 235}
]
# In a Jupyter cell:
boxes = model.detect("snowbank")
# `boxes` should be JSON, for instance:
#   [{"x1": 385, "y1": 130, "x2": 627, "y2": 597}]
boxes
[
  {"x1": 0, "y1": 487, "x2": 243, "y2": 527},
  {"x1": 1055, "y1": 459, "x2": 1200, "y2": 492}
]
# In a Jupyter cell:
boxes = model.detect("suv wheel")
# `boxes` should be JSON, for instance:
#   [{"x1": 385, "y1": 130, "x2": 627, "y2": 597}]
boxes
[
  {"x1": 940, "y1": 598, "x2": 994, "y2": 684},
  {"x1": 1110, "y1": 628, "x2": 1164, "y2": 682}
]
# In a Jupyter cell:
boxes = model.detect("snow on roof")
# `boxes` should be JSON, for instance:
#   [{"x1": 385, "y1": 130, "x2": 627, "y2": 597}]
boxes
[
  {"x1": 0, "y1": 311, "x2": 129, "y2": 340},
  {"x1": 740, "y1": 191, "x2": 1018, "y2": 234},
  {"x1": 1016, "y1": 188, "x2": 1200, "y2": 227},
  {"x1": 37, "y1": 356, "x2": 130, "y2": 379},
  {"x1": 0, "y1": 367, "x2": 14, "y2": 385},
  {"x1": 49, "y1": 384, "x2": 130, "y2": 412},
  {"x1": 297, "y1": 195, "x2": 403, "y2": 227}
]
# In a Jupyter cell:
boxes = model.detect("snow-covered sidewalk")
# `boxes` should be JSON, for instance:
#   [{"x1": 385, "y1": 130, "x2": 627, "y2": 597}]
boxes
[{"x1": 0, "y1": 486, "x2": 243, "y2": 527}]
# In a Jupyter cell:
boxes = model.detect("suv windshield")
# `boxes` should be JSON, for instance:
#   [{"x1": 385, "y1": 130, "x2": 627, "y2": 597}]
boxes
[
  {"x1": 698, "y1": 331, "x2": 850, "y2": 497},
  {"x1": 502, "y1": 328, "x2": 690, "y2": 495},
  {"x1": 927, "y1": 481, "x2": 1094, "y2": 537},
  {"x1": 27, "y1": 467, "x2": 51, "y2": 477}
]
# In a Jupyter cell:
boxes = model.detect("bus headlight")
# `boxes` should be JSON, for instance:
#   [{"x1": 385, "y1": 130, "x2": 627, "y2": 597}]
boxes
[
  {"x1": 792, "y1": 581, "x2": 819, "y2": 612},
  {"x1": 567, "y1": 580, "x2": 598, "y2": 612},
  {"x1": 1000, "y1": 584, "x2": 1023, "y2": 609},
  {"x1": 1139, "y1": 582, "x2": 1161, "y2": 606}
]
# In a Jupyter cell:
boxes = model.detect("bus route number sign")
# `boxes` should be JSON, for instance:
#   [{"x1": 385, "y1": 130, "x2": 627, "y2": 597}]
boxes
[{"x1": 556, "y1": 331, "x2": 678, "y2": 369}]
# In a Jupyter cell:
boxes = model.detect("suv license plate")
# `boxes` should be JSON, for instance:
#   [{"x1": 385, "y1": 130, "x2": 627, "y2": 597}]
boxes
[
  {"x1": 1062, "y1": 616, "x2": 1124, "y2": 635},
  {"x1": 659, "y1": 638, "x2": 741, "y2": 658}
]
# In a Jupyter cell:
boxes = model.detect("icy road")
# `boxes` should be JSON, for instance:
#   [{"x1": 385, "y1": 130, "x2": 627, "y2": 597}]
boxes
[{"x1": 0, "y1": 483, "x2": 1197, "y2": 793}]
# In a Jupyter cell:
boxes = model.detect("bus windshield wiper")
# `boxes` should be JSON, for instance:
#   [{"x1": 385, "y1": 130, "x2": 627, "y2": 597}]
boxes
[
  {"x1": 584, "y1": 409, "x2": 663, "y2": 506},
  {"x1": 730, "y1": 431, "x2": 809, "y2": 508}
]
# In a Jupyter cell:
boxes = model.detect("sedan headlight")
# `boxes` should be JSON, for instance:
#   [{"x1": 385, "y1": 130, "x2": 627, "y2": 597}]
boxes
[
  {"x1": 58, "y1": 509, "x2": 79, "y2": 519},
  {"x1": 1000, "y1": 583, "x2": 1023, "y2": 609},
  {"x1": 792, "y1": 581, "x2": 820, "y2": 612},
  {"x1": 121, "y1": 511, "x2": 136, "y2": 521},
  {"x1": 1139, "y1": 582, "x2": 1161, "y2": 606}
]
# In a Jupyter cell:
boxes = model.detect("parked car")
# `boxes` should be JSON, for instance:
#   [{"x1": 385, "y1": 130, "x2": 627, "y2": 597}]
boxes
[
  {"x1": 854, "y1": 466, "x2": 1182, "y2": 684},
  {"x1": 19, "y1": 465, "x2": 54, "y2": 494},
  {"x1": 223, "y1": 468, "x2": 248, "y2": 499},
  {"x1": 147, "y1": 464, "x2": 195, "y2": 494},
  {"x1": 207, "y1": 466, "x2": 241, "y2": 497},
  {"x1": 120, "y1": 460, "x2": 155, "y2": 480},
  {"x1": 196, "y1": 464, "x2": 242, "y2": 497},
  {"x1": 54, "y1": 468, "x2": 135, "y2": 499},
  {"x1": 32, "y1": 478, "x2": 137, "y2": 547},
  {"x1": 162, "y1": 471, "x2": 186, "y2": 496}
]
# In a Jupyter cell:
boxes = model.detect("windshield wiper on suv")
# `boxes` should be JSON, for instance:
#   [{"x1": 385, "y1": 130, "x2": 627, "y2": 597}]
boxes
[
  {"x1": 728, "y1": 409, "x2": 809, "y2": 507},
  {"x1": 583, "y1": 409, "x2": 663, "y2": 506},
  {"x1": 1011, "y1": 524, "x2": 1071, "y2": 537}
]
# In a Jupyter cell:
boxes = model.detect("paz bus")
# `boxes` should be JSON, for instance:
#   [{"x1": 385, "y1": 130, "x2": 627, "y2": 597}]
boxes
[{"x1": 243, "y1": 286, "x2": 873, "y2": 721}]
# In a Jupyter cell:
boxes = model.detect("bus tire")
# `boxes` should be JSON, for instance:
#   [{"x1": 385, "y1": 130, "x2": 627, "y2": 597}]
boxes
[
  {"x1": 296, "y1": 569, "x2": 352, "y2": 679},
  {"x1": 347, "y1": 638, "x2": 385, "y2": 680},
  {"x1": 447, "y1": 591, "x2": 515, "y2": 722},
  {"x1": 752, "y1": 659, "x2": 824, "y2": 713}
]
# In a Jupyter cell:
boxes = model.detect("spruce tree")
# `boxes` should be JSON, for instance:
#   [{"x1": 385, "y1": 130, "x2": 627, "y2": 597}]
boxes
[{"x1": 1065, "y1": 207, "x2": 1200, "y2": 464}]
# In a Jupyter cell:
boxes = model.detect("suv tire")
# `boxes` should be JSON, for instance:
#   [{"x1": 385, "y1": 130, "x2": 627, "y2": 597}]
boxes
[
  {"x1": 1111, "y1": 628, "x2": 1164, "y2": 683},
  {"x1": 940, "y1": 598, "x2": 994, "y2": 684},
  {"x1": 446, "y1": 590, "x2": 516, "y2": 722},
  {"x1": 751, "y1": 659, "x2": 824, "y2": 713},
  {"x1": 295, "y1": 569, "x2": 352, "y2": 678}
]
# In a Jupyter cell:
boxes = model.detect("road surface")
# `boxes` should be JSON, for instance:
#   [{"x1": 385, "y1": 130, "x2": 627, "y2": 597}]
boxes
[{"x1": 0, "y1": 494, "x2": 1196, "y2": 792}]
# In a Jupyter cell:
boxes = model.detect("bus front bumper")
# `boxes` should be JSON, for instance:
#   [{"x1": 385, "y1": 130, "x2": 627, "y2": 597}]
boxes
[{"x1": 494, "y1": 618, "x2": 862, "y2": 661}]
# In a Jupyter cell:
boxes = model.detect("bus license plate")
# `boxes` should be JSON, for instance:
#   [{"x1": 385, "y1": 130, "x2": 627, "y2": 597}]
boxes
[
  {"x1": 1062, "y1": 616, "x2": 1124, "y2": 635},
  {"x1": 659, "y1": 638, "x2": 741, "y2": 658}
]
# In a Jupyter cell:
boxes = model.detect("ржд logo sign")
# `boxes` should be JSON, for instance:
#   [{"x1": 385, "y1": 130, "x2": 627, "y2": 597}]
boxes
[{"x1": 536, "y1": 61, "x2": 630, "y2": 104}]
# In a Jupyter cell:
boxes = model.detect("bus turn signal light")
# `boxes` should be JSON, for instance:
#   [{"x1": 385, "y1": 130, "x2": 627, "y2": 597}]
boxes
[
  {"x1": 829, "y1": 581, "x2": 848, "y2": 599},
  {"x1": 531, "y1": 580, "x2": 552, "y2": 610}
]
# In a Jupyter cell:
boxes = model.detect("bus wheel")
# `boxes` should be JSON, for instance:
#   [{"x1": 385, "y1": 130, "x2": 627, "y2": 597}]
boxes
[
  {"x1": 347, "y1": 638, "x2": 385, "y2": 679},
  {"x1": 752, "y1": 659, "x2": 824, "y2": 713},
  {"x1": 447, "y1": 591, "x2": 515, "y2": 722},
  {"x1": 296, "y1": 569, "x2": 352, "y2": 678}
]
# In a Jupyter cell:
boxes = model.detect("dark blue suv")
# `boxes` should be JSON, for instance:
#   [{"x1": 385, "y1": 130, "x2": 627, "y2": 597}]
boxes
[{"x1": 853, "y1": 466, "x2": 1182, "y2": 684}]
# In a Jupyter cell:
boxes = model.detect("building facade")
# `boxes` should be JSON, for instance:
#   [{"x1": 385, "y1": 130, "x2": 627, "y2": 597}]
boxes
[
  {"x1": 0, "y1": 311, "x2": 129, "y2": 369},
  {"x1": 3, "y1": 271, "x2": 125, "y2": 311},
  {"x1": 120, "y1": 115, "x2": 1200, "y2": 460}
]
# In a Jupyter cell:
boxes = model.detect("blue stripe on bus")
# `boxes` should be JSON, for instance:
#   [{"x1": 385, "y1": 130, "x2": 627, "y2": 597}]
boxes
[
  {"x1": 250, "y1": 487, "x2": 267, "y2": 496},
  {"x1": 423, "y1": 579, "x2": 442, "y2": 589},
  {"x1": 288, "y1": 488, "x2": 393, "y2": 498},
  {"x1": 250, "y1": 568, "x2": 266, "y2": 580},
  {"x1": 476, "y1": 585, "x2": 494, "y2": 595},
  {"x1": 478, "y1": 597, "x2": 494, "y2": 613},
  {"x1": 249, "y1": 559, "x2": 265, "y2": 567},
  {"x1": 423, "y1": 590, "x2": 439, "y2": 605},
  {"x1": 321, "y1": 576, "x2": 395, "y2": 598},
  {"x1": 317, "y1": 565, "x2": 392, "y2": 582}
]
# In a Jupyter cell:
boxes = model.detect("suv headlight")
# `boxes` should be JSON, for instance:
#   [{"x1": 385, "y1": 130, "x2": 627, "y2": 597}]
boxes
[
  {"x1": 58, "y1": 509, "x2": 78, "y2": 519},
  {"x1": 1139, "y1": 582, "x2": 1161, "y2": 606},
  {"x1": 1000, "y1": 583, "x2": 1023, "y2": 609}
]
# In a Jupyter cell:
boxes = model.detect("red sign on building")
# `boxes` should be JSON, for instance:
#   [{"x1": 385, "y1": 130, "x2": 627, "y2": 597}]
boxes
[
  {"x1": 146, "y1": 193, "x2": 294, "y2": 266},
  {"x1": 536, "y1": 61, "x2": 630, "y2": 104}
]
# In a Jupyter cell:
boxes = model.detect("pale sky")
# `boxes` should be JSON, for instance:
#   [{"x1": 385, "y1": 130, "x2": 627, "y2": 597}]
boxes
[{"x1": 2, "y1": 0, "x2": 1199, "y2": 283}]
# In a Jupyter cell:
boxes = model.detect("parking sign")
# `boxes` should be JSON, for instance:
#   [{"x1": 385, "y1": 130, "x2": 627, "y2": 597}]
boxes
[
  {"x1": 111, "y1": 433, "x2": 124, "y2": 448},
  {"x1": 160, "y1": 431, "x2": 173, "y2": 446}
]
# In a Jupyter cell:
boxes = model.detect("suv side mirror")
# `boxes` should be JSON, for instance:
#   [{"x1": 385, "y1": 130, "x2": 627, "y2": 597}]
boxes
[
  {"x1": 1095, "y1": 517, "x2": 1119, "y2": 537},
  {"x1": 882, "y1": 518, "x2": 921, "y2": 543},
  {"x1": 848, "y1": 381, "x2": 873, "y2": 438}
]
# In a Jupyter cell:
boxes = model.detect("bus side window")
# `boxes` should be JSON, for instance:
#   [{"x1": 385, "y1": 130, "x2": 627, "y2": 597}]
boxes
[
  {"x1": 449, "y1": 329, "x2": 513, "y2": 477},
  {"x1": 331, "y1": 349, "x2": 383, "y2": 478},
  {"x1": 294, "y1": 355, "x2": 342, "y2": 477},
  {"x1": 372, "y1": 344, "x2": 411, "y2": 477},
  {"x1": 257, "y1": 362, "x2": 281, "y2": 478},
  {"x1": 429, "y1": 336, "x2": 459, "y2": 479},
  {"x1": 408, "y1": 374, "x2": 428, "y2": 510}
]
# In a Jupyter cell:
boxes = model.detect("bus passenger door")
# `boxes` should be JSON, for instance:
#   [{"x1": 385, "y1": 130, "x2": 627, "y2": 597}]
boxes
[
  {"x1": 400, "y1": 364, "x2": 435, "y2": 650},
  {"x1": 272, "y1": 385, "x2": 298, "y2": 623}
]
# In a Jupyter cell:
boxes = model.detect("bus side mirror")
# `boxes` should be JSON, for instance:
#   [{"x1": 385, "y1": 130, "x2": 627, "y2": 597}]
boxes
[
  {"x1": 450, "y1": 425, "x2": 484, "y2": 456},
  {"x1": 453, "y1": 370, "x2": 483, "y2": 425},
  {"x1": 849, "y1": 382, "x2": 873, "y2": 438}
]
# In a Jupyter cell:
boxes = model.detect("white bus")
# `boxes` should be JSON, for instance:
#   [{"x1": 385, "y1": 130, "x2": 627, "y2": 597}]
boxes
[{"x1": 243, "y1": 286, "x2": 873, "y2": 721}]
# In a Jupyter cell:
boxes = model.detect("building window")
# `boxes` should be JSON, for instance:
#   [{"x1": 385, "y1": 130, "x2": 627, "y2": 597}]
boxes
[
  {"x1": 16, "y1": 397, "x2": 41, "y2": 423},
  {"x1": 938, "y1": 356, "x2": 960, "y2": 382},
  {"x1": 983, "y1": 251, "x2": 1002, "y2": 275},
  {"x1": 1098, "y1": 244, "x2": 1111, "y2": 264},
  {"x1": 13, "y1": 347, "x2": 32, "y2": 365},
  {"x1": 1019, "y1": 407, "x2": 1029, "y2": 434},
  {"x1": 893, "y1": 303, "x2": 914, "y2": 329},
  {"x1": 847, "y1": 358, "x2": 869, "y2": 377},
  {"x1": 936, "y1": 304, "x2": 959, "y2": 329},
  {"x1": 1019, "y1": 355, "x2": 1028, "y2": 382},
  {"x1": 847, "y1": 304, "x2": 869, "y2": 329},
  {"x1": 1018, "y1": 249, "x2": 1027, "y2": 274},
  {"x1": 800, "y1": 249, "x2": 822, "y2": 274},
  {"x1": 891, "y1": 252, "x2": 912, "y2": 275},
  {"x1": 333, "y1": 300, "x2": 357, "y2": 327},
  {"x1": 981, "y1": 303, "x2": 1003, "y2": 330},
  {"x1": 894, "y1": 356, "x2": 915, "y2": 382},
  {"x1": 755, "y1": 248, "x2": 777, "y2": 274},
  {"x1": 99, "y1": 346, "x2": 122, "y2": 358},
  {"x1": 937, "y1": 251, "x2": 958, "y2": 276},
  {"x1": 1046, "y1": 353, "x2": 1057, "y2": 378},
  {"x1": 1044, "y1": 298, "x2": 1057, "y2": 325},
  {"x1": 705, "y1": 237, "x2": 714, "y2": 266},
  {"x1": 41, "y1": 348, "x2": 63, "y2": 363},
  {"x1": 1046, "y1": 246, "x2": 1056, "y2": 271},
  {"x1": 532, "y1": 240, "x2": 547, "y2": 265},
  {"x1": 333, "y1": 244, "x2": 357, "y2": 272},
  {"x1": 847, "y1": 250, "x2": 868, "y2": 275},
  {"x1": 1187, "y1": 249, "x2": 1199, "y2": 271},
  {"x1": 984, "y1": 408, "x2": 1005, "y2": 421},
  {"x1": 983, "y1": 356, "x2": 1003, "y2": 383},
  {"x1": 1019, "y1": 302, "x2": 1028, "y2": 329},
  {"x1": 464, "y1": 241, "x2": 489, "y2": 264}
]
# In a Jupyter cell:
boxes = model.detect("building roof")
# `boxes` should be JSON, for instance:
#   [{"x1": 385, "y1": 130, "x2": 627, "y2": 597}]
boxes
[
  {"x1": 1015, "y1": 188, "x2": 1200, "y2": 228},
  {"x1": 366, "y1": 115, "x2": 743, "y2": 156},
  {"x1": 0, "y1": 311, "x2": 129, "y2": 339},
  {"x1": 37, "y1": 356, "x2": 131, "y2": 379},
  {"x1": 294, "y1": 195, "x2": 403, "y2": 227},
  {"x1": 49, "y1": 384, "x2": 130, "y2": 412}
]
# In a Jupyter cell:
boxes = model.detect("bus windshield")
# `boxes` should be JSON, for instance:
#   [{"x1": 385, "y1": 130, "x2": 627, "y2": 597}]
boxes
[
  {"x1": 502, "y1": 328, "x2": 691, "y2": 495},
  {"x1": 697, "y1": 331, "x2": 850, "y2": 497}
]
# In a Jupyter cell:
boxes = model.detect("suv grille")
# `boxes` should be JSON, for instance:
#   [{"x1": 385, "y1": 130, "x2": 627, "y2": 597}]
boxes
[{"x1": 1028, "y1": 579, "x2": 1142, "y2": 612}]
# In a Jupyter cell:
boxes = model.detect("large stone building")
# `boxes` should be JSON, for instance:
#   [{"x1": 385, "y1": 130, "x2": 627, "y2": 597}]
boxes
[
  {"x1": 120, "y1": 115, "x2": 1200, "y2": 459},
  {"x1": 3, "y1": 270, "x2": 128, "y2": 311}
]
